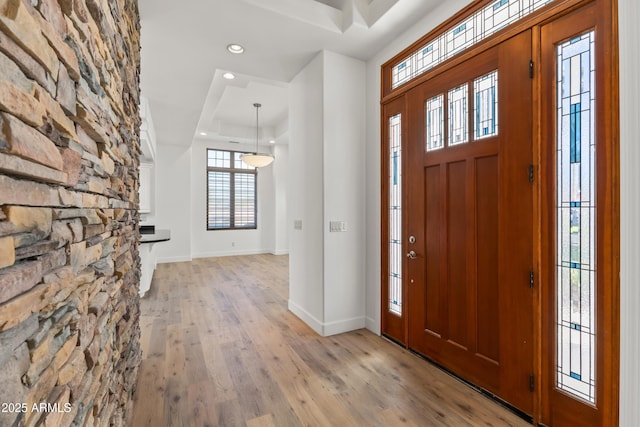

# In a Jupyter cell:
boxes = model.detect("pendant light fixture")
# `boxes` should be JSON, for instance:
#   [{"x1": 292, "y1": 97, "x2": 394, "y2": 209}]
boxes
[{"x1": 240, "y1": 103, "x2": 274, "y2": 168}]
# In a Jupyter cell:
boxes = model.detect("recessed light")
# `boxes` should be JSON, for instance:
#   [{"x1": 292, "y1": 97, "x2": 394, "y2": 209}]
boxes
[
  {"x1": 223, "y1": 72, "x2": 235, "y2": 80},
  {"x1": 269, "y1": 139, "x2": 276, "y2": 144},
  {"x1": 199, "y1": 132, "x2": 207, "y2": 136},
  {"x1": 226, "y1": 44, "x2": 244, "y2": 54}
]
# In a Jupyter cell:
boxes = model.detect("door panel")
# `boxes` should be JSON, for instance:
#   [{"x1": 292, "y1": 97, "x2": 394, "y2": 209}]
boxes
[
  {"x1": 446, "y1": 160, "x2": 468, "y2": 349},
  {"x1": 476, "y1": 155, "x2": 499, "y2": 363},
  {"x1": 424, "y1": 165, "x2": 441, "y2": 337},
  {"x1": 407, "y1": 30, "x2": 534, "y2": 414}
]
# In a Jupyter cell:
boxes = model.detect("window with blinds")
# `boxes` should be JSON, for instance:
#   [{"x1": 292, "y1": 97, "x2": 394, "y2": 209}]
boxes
[{"x1": 207, "y1": 149, "x2": 257, "y2": 230}]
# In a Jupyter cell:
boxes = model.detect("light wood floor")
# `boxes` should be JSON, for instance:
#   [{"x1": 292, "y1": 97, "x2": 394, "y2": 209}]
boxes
[{"x1": 129, "y1": 254, "x2": 530, "y2": 427}]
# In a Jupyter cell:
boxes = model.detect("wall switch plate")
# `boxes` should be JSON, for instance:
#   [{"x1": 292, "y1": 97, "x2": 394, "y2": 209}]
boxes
[
  {"x1": 329, "y1": 221, "x2": 347, "y2": 232},
  {"x1": 294, "y1": 220, "x2": 302, "y2": 230}
]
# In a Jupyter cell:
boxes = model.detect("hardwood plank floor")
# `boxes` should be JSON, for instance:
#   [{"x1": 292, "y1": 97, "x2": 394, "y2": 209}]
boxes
[{"x1": 129, "y1": 254, "x2": 530, "y2": 427}]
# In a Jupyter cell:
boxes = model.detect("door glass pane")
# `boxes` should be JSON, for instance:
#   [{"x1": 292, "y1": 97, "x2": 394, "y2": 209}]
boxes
[
  {"x1": 474, "y1": 71, "x2": 499, "y2": 139},
  {"x1": 389, "y1": 114, "x2": 402, "y2": 315},
  {"x1": 448, "y1": 84, "x2": 469, "y2": 146},
  {"x1": 556, "y1": 30, "x2": 596, "y2": 404},
  {"x1": 426, "y1": 94, "x2": 444, "y2": 151}
]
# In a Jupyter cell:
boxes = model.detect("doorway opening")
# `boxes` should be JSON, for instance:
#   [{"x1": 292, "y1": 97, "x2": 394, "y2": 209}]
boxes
[{"x1": 381, "y1": 0, "x2": 619, "y2": 425}]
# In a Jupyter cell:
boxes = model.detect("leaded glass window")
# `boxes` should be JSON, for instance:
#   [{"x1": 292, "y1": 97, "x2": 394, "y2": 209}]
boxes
[
  {"x1": 426, "y1": 94, "x2": 444, "y2": 151},
  {"x1": 391, "y1": 0, "x2": 556, "y2": 89},
  {"x1": 392, "y1": 61, "x2": 413, "y2": 91},
  {"x1": 556, "y1": 30, "x2": 596, "y2": 404},
  {"x1": 474, "y1": 71, "x2": 499, "y2": 139},
  {"x1": 389, "y1": 114, "x2": 402, "y2": 315},
  {"x1": 447, "y1": 20, "x2": 475, "y2": 58},
  {"x1": 448, "y1": 84, "x2": 469, "y2": 146}
]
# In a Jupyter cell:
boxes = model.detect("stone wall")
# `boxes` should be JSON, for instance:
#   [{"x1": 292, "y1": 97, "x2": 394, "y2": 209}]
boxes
[{"x1": 0, "y1": 0, "x2": 141, "y2": 425}]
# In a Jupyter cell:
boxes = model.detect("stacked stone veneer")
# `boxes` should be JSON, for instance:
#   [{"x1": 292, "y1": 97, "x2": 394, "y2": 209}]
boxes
[{"x1": 0, "y1": 0, "x2": 141, "y2": 425}]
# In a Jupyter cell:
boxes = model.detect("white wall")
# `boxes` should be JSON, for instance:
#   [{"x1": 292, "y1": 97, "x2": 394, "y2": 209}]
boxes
[
  {"x1": 618, "y1": 0, "x2": 640, "y2": 423},
  {"x1": 261, "y1": 150, "x2": 276, "y2": 254},
  {"x1": 273, "y1": 145, "x2": 289, "y2": 255},
  {"x1": 155, "y1": 143, "x2": 193, "y2": 262},
  {"x1": 189, "y1": 139, "x2": 278, "y2": 258},
  {"x1": 289, "y1": 53, "x2": 325, "y2": 332},
  {"x1": 288, "y1": 51, "x2": 367, "y2": 336},
  {"x1": 322, "y1": 51, "x2": 366, "y2": 335},
  {"x1": 153, "y1": 138, "x2": 287, "y2": 262}
]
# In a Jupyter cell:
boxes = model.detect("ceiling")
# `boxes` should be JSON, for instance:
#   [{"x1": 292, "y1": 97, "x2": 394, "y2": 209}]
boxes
[{"x1": 138, "y1": 0, "x2": 443, "y2": 148}]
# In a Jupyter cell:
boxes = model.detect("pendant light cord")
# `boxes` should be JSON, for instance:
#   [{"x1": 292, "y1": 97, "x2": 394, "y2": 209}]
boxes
[{"x1": 254, "y1": 102, "x2": 261, "y2": 154}]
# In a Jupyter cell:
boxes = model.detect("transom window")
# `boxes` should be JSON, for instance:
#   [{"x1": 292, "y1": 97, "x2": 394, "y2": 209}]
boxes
[
  {"x1": 391, "y1": 0, "x2": 555, "y2": 89},
  {"x1": 207, "y1": 149, "x2": 257, "y2": 230}
]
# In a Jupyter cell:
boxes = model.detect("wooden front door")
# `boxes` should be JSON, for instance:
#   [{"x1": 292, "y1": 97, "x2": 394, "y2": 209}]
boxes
[{"x1": 405, "y1": 30, "x2": 534, "y2": 414}]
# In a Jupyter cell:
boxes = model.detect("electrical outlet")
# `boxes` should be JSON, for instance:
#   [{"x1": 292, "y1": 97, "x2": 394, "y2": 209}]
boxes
[{"x1": 329, "y1": 221, "x2": 347, "y2": 232}]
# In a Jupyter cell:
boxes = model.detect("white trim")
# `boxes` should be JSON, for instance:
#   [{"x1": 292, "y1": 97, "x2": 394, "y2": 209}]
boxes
[
  {"x1": 288, "y1": 299, "x2": 324, "y2": 336},
  {"x1": 157, "y1": 256, "x2": 193, "y2": 264},
  {"x1": 365, "y1": 316, "x2": 380, "y2": 335},
  {"x1": 618, "y1": 0, "x2": 640, "y2": 423},
  {"x1": 289, "y1": 300, "x2": 366, "y2": 337},
  {"x1": 271, "y1": 250, "x2": 290, "y2": 256},
  {"x1": 322, "y1": 316, "x2": 366, "y2": 337},
  {"x1": 192, "y1": 249, "x2": 271, "y2": 259}
]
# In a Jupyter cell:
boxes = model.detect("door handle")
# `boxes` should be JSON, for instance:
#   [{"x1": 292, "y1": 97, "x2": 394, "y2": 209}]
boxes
[{"x1": 407, "y1": 250, "x2": 417, "y2": 260}]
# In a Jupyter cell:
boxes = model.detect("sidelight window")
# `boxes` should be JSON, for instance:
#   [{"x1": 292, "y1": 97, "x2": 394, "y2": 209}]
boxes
[
  {"x1": 388, "y1": 114, "x2": 403, "y2": 315},
  {"x1": 555, "y1": 30, "x2": 596, "y2": 404}
]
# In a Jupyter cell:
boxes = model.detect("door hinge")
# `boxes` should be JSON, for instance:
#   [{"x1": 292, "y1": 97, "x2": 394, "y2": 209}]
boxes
[
  {"x1": 529, "y1": 270, "x2": 534, "y2": 289},
  {"x1": 528, "y1": 164, "x2": 534, "y2": 183},
  {"x1": 529, "y1": 60, "x2": 534, "y2": 78},
  {"x1": 530, "y1": 374, "x2": 535, "y2": 392}
]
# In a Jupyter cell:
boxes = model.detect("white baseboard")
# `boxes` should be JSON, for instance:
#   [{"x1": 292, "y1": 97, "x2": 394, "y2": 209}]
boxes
[
  {"x1": 271, "y1": 250, "x2": 289, "y2": 256},
  {"x1": 288, "y1": 299, "x2": 324, "y2": 336},
  {"x1": 288, "y1": 300, "x2": 366, "y2": 337},
  {"x1": 158, "y1": 251, "x2": 287, "y2": 263},
  {"x1": 193, "y1": 249, "x2": 270, "y2": 259},
  {"x1": 365, "y1": 316, "x2": 380, "y2": 335},
  {"x1": 157, "y1": 256, "x2": 192, "y2": 264},
  {"x1": 322, "y1": 316, "x2": 366, "y2": 337}
]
